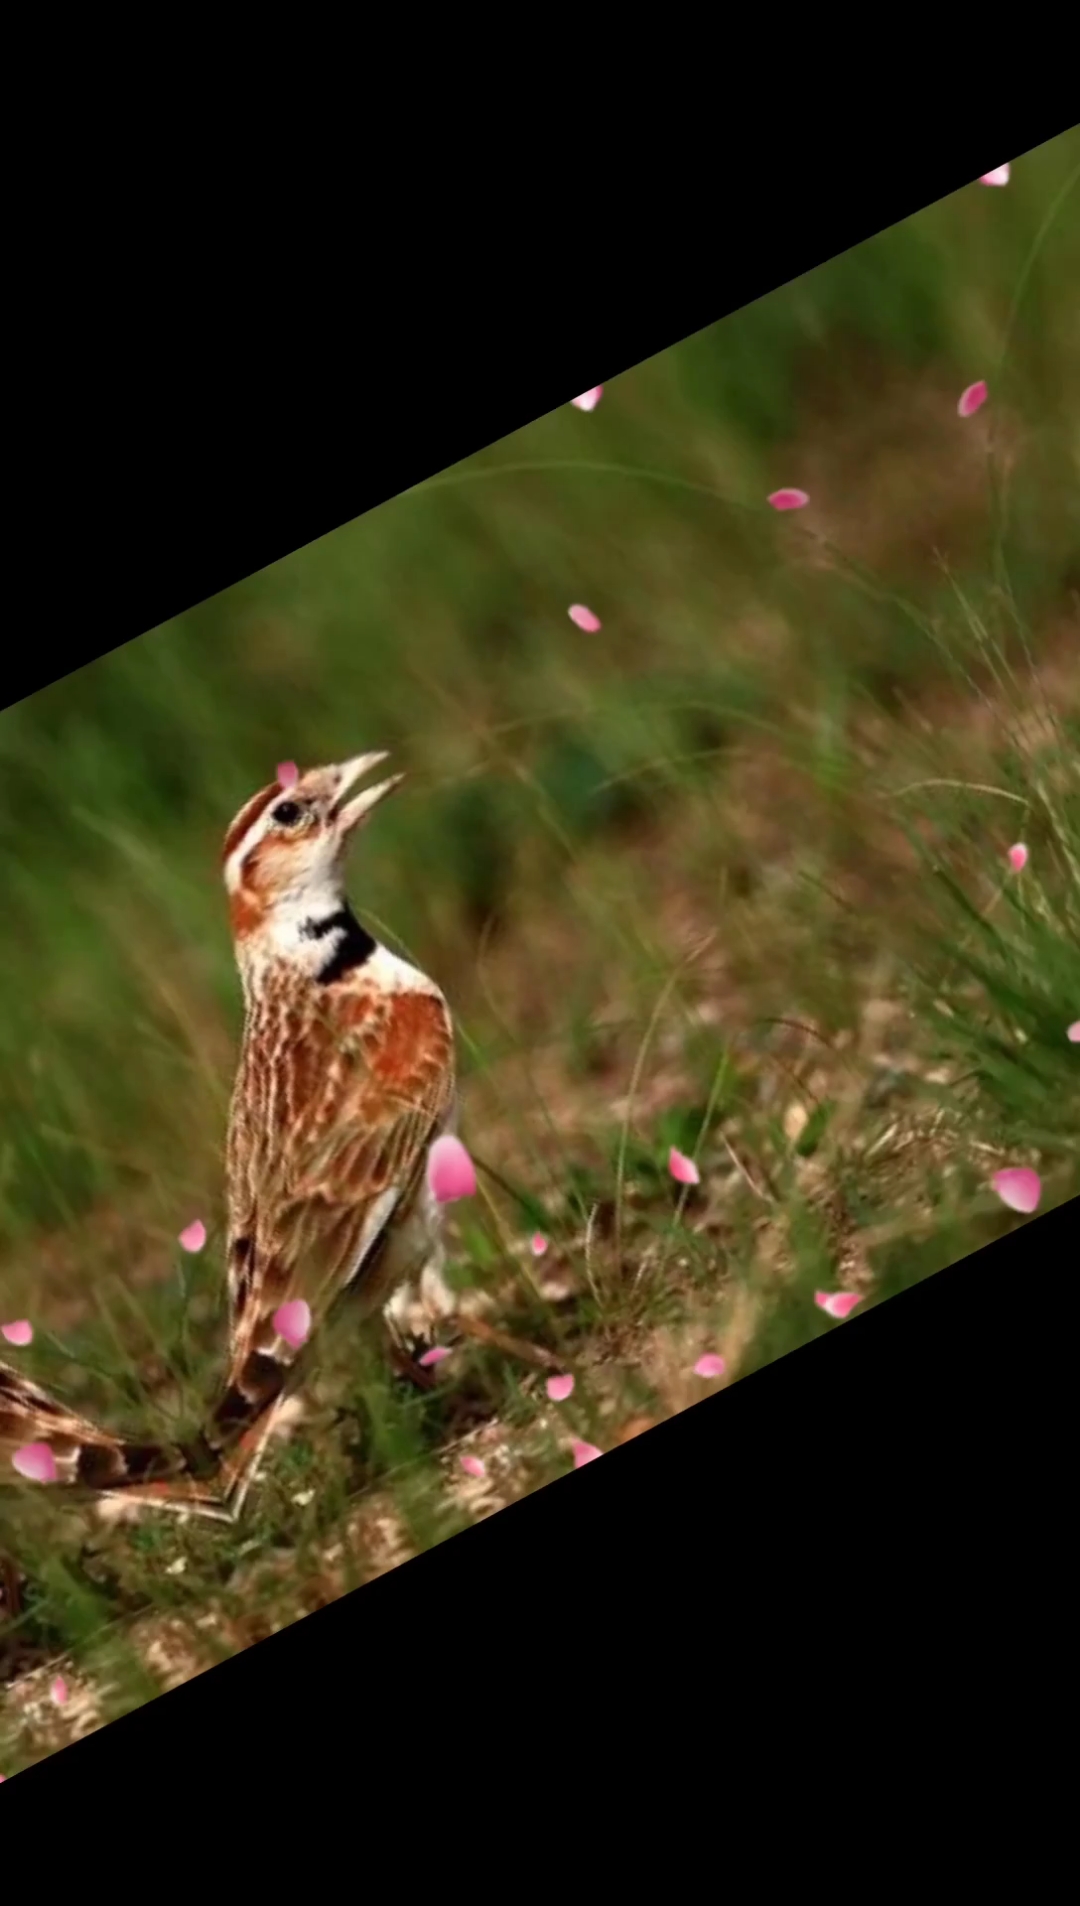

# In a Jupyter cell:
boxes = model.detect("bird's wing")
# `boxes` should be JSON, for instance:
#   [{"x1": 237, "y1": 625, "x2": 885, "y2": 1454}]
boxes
[{"x1": 217, "y1": 977, "x2": 454, "y2": 1434}]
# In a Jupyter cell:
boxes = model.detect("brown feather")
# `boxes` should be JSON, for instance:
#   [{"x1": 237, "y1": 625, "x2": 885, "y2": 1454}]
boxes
[
  {"x1": 1, "y1": 1358, "x2": 227, "y2": 1515},
  {"x1": 211, "y1": 962, "x2": 454, "y2": 1455},
  {"x1": 221, "y1": 781, "x2": 281, "y2": 865}
]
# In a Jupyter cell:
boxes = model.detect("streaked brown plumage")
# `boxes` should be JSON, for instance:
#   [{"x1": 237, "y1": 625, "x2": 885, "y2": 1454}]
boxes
[
  {"x1": 2, "y1": 752, "x2": 459, "y2": 1525},
  {"x1": 209, "y1": 753, "x2": 458, "y2": 1513},
  {"x1": 0, "y1": 1355, "x2": 226, "y2": 1515}
]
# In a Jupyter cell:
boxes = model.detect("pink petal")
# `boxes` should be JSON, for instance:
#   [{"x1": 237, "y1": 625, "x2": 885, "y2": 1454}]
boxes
[
  {"x1": 419, "y1": 1344, "x2": 453, "y2": 1368},
  {"x1": 1007, "y1": 842, "x2": 1028, "y2": 872},
  {"x1": 668, "y1": 1147, "x2": 700, "y2": 1187},
  {"x1": 276, "y1": 761, "x2": 299, "y2": 787},
  {"x1": 11, "y1": 1443, "x2": 58, "y2": 1484},
  {"x1": 178, "y1": 1220, "x2": 207, "y2": 1254},
  {"x1": 572, "y1": 1439, "x2": 603, "y2": 1468},
  {"x1": 571, "y1": 387, "x2": 603, "y2": 412},
  {"x1": 530, "y1": 1232, "x2": 549, "y2": 1257},
  {"x1": 546, "y1": 1373, "x2": 575, "y2": 1403},
  {"x1": 272, "y1": 1299, "x2": 312, "y2": 1349},
  {"x1": 814, "y1": 1291, "x2": 862, "y2": 1320},
  {"x1": 693, "y1": 1354, "x2": 726, "y2": 1379},
  {"x1": 1067, "y1": 1022, "x2": 1080, "y2": 1044},
  {"x1": 1, "y1": 1320, "x2": 33, "y2": 1347},
  {"x1": 991, "y1": 1167, "x2": 1041, "y2": 1215},
  {"x1": 957, "y1": 380, "x2": 988, "y2": 418},
  {"x1": 768, "y1": 488, "x2": 809, "y2": 511},
  {"x1": 50, "y1": 1676, "x2": 69, "y2": 1708},
  {"x1": 427, "y1": 1134, "x2": 477, "y2": 1204},
  {"x1": 459, "y1": 1454, "x2": 486, "y2": 1479},
  {"x1": 568, "y1": 603, "x2": 602, "y2": 633},
  {"x1": 979, "y1": 165, "x2": 1010, "y2": 186}
]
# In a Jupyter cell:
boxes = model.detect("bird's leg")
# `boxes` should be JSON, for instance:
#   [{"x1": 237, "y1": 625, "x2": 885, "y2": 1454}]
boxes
[
  {"x1": 381, "y1": 1221, "x2": 562, "y2": 1376},
  {"x1": 381, "y1": 1254, "x2": 456, "y2": 1389},
  {"x1": 379, "y1": 1179, "x2": 462, "y2": 1381},
  {"x1": 383, "y1": 1328, "x2": 439, "y2": 1391},
  {"x1": 0, "y1": 1548, "x2": 21, "y2": 1624}
]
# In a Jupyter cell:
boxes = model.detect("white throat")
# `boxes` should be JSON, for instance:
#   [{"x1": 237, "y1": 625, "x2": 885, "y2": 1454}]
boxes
[
  {"x1": 237, "y1": 877, "x2": 354, "y2": 988},
  {"x1": 269, "y1": 880, "x2": 346, "y2": 955}
]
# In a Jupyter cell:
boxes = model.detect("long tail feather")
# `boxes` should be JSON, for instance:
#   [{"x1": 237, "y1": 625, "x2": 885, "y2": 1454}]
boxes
[{"x1": 1, "y1": 1357, "x2": 231, "y2": 1520}]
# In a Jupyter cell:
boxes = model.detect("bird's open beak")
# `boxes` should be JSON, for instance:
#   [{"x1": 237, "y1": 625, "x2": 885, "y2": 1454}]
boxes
[{"x1": 330, "y1": 752, "x2": 406, "y2": 834}]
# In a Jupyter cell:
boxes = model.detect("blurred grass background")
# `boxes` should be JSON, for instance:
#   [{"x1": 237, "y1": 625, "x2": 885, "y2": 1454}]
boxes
[{"x1": 1, "y1": 131, "x2": 1078, "y2": 1766}]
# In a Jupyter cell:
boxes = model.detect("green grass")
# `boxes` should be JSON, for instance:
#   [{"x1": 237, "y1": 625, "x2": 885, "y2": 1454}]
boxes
[{"x1": 2, "y1": 130, "x2": 1079, "y2": 1774}]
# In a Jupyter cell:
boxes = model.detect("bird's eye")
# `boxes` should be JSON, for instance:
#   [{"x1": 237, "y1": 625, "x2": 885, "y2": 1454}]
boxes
[{"x1": 272, "y1": 801, "x2": 304, "y2": 827}]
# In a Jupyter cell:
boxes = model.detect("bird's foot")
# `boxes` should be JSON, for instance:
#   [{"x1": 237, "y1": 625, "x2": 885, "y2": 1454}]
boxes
[{"x1": 385, "y1": 1335, "x2": 442, "y2": 1392}]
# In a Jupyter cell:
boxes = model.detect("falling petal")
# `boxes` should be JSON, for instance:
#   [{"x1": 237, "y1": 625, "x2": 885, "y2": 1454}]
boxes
[
  {"x1": 768, "y1": 488, "x2": 809, "y2": 511},
  {"x1": 979, "y1": 165, "x2": 1010, "y2": 186},
  {"x1": 571, "y1": 387, "x2": 602, "y2": 412},
  {"x1": 530, "y1": 1232, "x2": 549, "y2": 1257},
  {"x1": 276, "y1": 761, "x2": 299, "y2": 787},
  {"x1": 814, "y1": 1291, "x2": 862, "y2": 1321},
  {"x1": 11, "y1": 1444, "x2": 58, "y2": 1484},
  {"x1": 50, "y1": 1676, "x2": 69, "y2": 1707},
  {"x1": 991, "y1": 1167, "x2": 1041, "y2": 1215},
  {"x1": 693, "y1": 1353, "x2": 726, "y2": 1379},
  {"x1": 668, "y1": 1147, "x2": 700, "y2": 1187},
  {"x1": 572, "y1": 1440, "x2": 603, "y2": 1468},
  {"x1": 1007, "y1": 843, "x2": 1028, "y2": 872},
  {"x1": 460, "y1": 1455, "x2": 486, "y2": 1479},
  {"x1": 546, "y1": 1373, "x2": 575, "y2": 1403},
  {"x1": 568, "y1": 603, "x2": 602, "y2": 633},
  {"x1": 957, "y1": 380, "x2": 988, "y2": 418},
  {"x1": 178, "y1": 1219, "x2": 207, "y2": 1253},
  {"x1": 273, "y1": 1299, "x2": 312, "y2": 1349},
  {"x1": 1, "y1": 1321, "x2": 33, "y2": 1347},
  {"x1": 419, "y1": 1344, "x2": 452, "y2": 1368},
  {"x1": 1067, "y1": 1022, "x2": 1080, "y2": 1044},
  {"x1": 427, "y1": 1135, "x2": 477, "y2": 1203}
]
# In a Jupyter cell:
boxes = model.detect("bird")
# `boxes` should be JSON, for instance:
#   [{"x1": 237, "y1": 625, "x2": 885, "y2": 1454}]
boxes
[
  {"x1": 206, "y1": 751, "x2": 460, "y2": 1515},
  {"x1": 2, "y1": 752, "x2": 460, "y2": 1526}
]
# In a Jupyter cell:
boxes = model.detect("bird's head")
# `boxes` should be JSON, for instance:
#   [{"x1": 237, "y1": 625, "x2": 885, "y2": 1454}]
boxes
[{"x1": 222, "y1": 753, "x2": 404, "y2": 943}]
